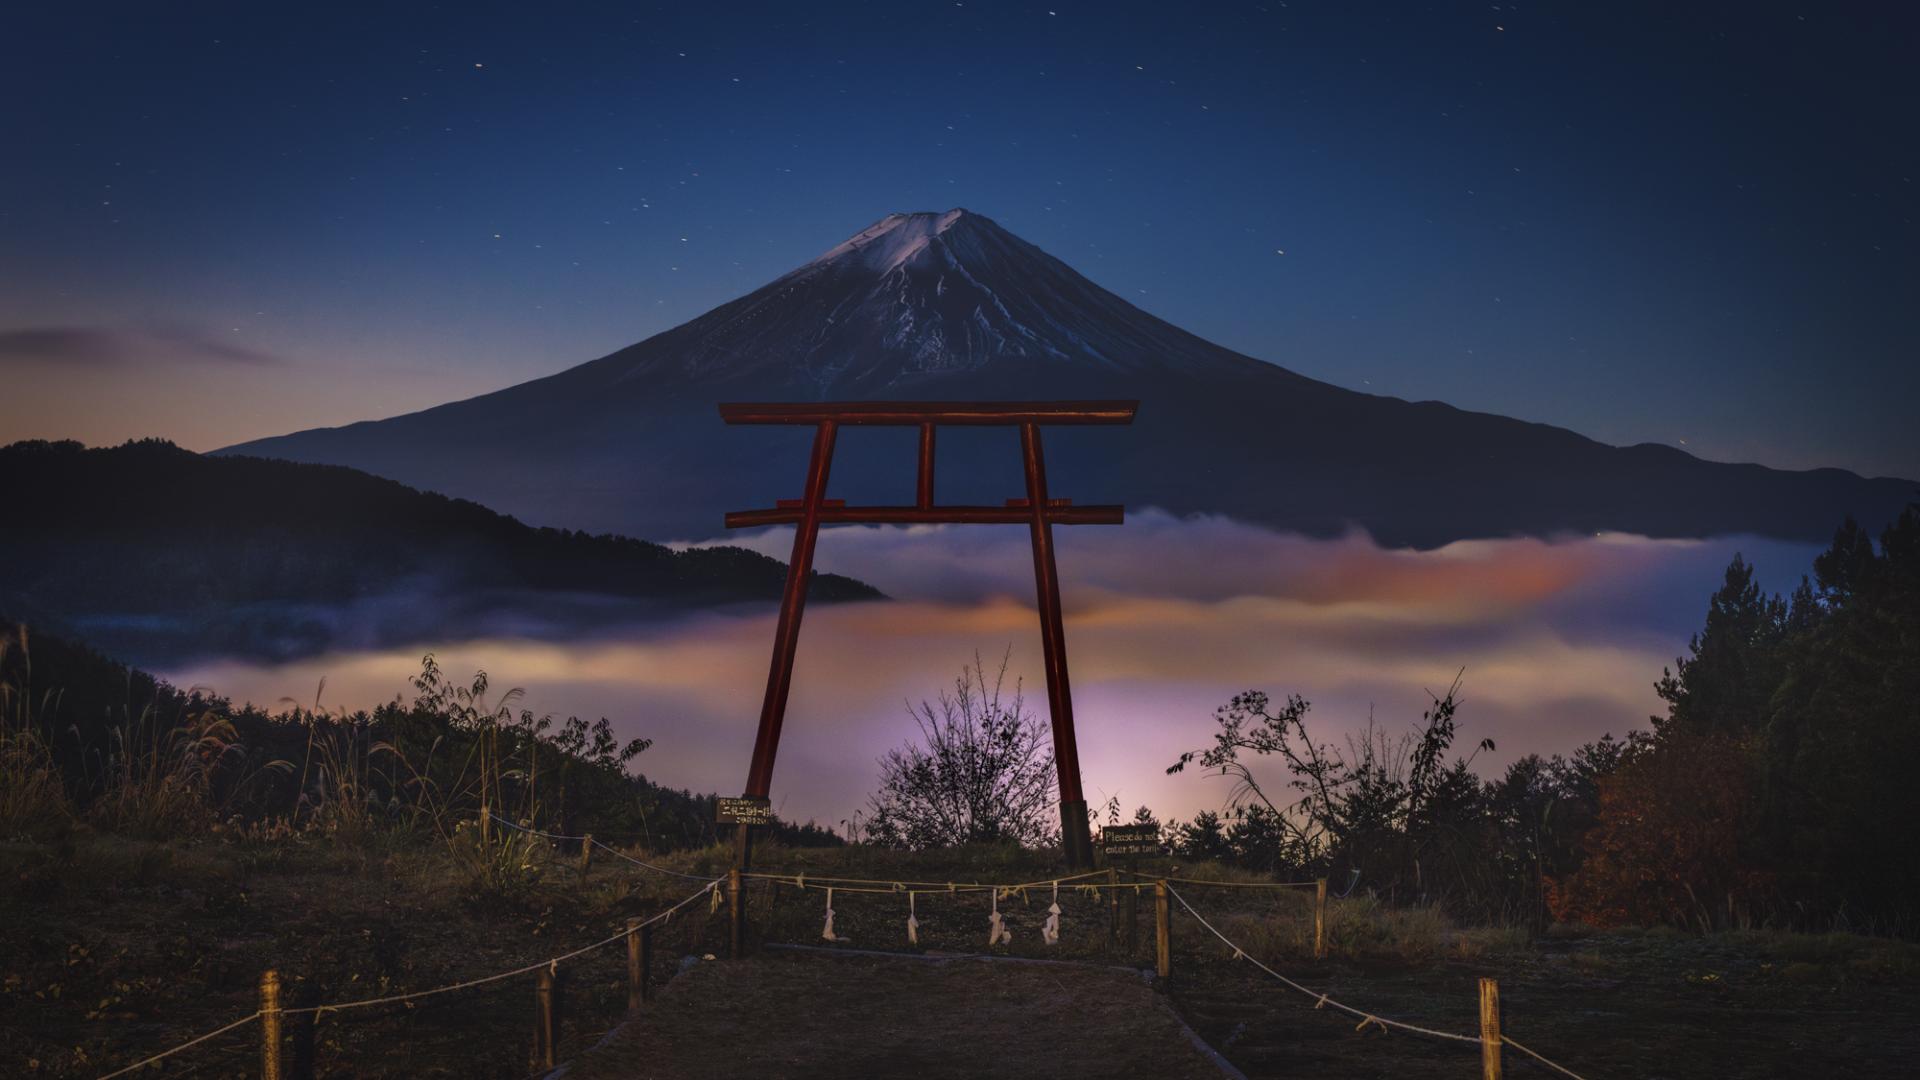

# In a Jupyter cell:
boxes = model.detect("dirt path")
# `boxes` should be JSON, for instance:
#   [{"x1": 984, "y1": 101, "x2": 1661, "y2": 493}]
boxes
[{"x1": 559, "y1": 948, "x2": 1232, "y2": 1080}]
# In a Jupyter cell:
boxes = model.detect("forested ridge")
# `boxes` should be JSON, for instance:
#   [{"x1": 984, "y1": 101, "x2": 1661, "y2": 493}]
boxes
[{"x1": 0, "y1": 438, "x2": 879, "y2": 659}]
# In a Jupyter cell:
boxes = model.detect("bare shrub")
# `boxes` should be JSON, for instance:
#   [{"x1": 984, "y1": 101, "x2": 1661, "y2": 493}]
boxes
[{"x1": 866, "y1": 652, "x2": 1058, "y2": 850}]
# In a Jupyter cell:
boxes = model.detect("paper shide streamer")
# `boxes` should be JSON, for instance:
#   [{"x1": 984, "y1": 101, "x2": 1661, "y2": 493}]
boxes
[
  {"x1": 822, "y1": 887, "x2": 847, "y2": 942},
  {"x1": 1040, "y1": 880, "x2": 1062, "y2": 946},
  {"x1": 987, "y1": 891, "x2": 1013, "y2": 946},
  {"x1": 907, "y1": 892, "x2": 919, "y2": 945}
]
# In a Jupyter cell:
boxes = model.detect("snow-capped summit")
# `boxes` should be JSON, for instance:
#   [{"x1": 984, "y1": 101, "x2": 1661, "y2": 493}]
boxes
[
  {"x1": 588, "y1": 206, "x2": 1276, "y2": 394},
  {"x1": 809, "y1": 208, "x2": 975, "y2": 271},
  {"x1": 221, "y1": 210, "x2": 1914, "y2": 546}
]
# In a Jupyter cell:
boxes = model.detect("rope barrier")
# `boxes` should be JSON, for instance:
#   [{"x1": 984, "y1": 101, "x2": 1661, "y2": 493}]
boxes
[
  {"x1": 1166, "y1": 884, "x2": 1480, "y2": 1044},
  {"x1": 286, "y1": 880, "x2": 719, "y2": 1017},
  {"x1": 741, "y1": 868, "x2": 1111, "y2": 892},
  {"x1": 1504, "y1": 1036, "x2": 1596, "y2": 1080},
  {"x1": 97, "y1": 840, "x2": 1595, "y2": 1080},
  {"x1": 1167, "y1": 884, "x2": 1597, "y2": 1077},
  {"x1": 95, "y1": 1011, "x2": 263, "y2": 1080},
  {"x1": 1119, "y1": 869, "x2": 1319, "y2": 890},
  {"x1": 93, "y1": 878, "x2": 720, "y2": 1079},
  {"x1": 491, "y1": 817, "x2": 718, "y2": 882}
]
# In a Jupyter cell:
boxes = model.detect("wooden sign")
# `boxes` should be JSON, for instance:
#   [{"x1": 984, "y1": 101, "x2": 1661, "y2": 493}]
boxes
[
  {"x1": 716, "y1": 796, "x2": 773, "y2": 826},
  {"x1": 1101, "y1": 823, "x2": 1159, "y2": 855}
]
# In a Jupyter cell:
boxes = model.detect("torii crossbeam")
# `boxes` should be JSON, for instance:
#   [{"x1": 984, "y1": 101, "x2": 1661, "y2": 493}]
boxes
[{"x1": 721, "y1": 399, "x2": 1138, "y2": 868}]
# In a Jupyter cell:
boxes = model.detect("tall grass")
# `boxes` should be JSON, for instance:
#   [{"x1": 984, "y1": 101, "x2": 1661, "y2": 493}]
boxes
[
  {"x1": 83, "y1": 701, "x2": 248, "y2": 837},
  {"x1": 281, "y1": 681, "x2": 390, "y2": 846},
  {"x1": 1, "y1": 625, "x2": 288, "y2": 839},
  {"x1": 0, "y1": 626, "x2": 71, "y2": 838},
  {"x1": 375, "y1": 660, "x2": 555, "y2": 894}
]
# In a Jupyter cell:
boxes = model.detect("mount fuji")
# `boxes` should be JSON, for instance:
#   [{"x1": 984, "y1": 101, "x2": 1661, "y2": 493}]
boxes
[{"x1": 222, "y1": 210, "x2": 1913, "y2": 547}]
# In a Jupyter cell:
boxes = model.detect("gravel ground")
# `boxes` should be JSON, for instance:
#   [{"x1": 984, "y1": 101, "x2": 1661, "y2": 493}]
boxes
[{"x1": 562, "y1": 947, "x2": 1230, "y2": 1080}]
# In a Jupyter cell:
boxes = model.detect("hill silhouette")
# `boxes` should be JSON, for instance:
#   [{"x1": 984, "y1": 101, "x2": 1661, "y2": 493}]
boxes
[{"x1": 0, "y1": 439, "x2": 878, "y2": 662}]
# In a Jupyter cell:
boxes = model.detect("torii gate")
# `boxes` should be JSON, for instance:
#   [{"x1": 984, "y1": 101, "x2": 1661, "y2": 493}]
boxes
[{"x1": 721, "y1": 400, "x2": 1138, "y2": 869}]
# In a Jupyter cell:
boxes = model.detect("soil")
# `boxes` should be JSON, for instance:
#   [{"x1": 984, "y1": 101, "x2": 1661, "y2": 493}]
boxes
[{"x1": 561, "y1": 948, "x2": 1227, "y2": 1080}]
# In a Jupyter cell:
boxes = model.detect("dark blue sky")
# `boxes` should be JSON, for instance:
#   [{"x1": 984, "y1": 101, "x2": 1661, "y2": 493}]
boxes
[{"x1": 4, "y1": 1, "x2": 1914, "y2": 479}]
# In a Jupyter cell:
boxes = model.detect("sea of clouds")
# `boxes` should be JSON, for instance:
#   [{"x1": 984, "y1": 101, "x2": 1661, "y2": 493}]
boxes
[{"x1": 167, "y1": 512, "x2": 1820, "y2": 829}]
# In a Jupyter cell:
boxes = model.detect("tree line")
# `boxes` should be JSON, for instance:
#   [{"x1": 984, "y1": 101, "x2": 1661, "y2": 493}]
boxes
[{"x1": 866, "y1": 508, "x2": 1920, "y2": 934}]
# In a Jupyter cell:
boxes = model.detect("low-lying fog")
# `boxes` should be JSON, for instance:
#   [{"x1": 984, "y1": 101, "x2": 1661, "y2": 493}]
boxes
[{"x1": 161, "y1": 512, "x2": 1819, "y2": 831}]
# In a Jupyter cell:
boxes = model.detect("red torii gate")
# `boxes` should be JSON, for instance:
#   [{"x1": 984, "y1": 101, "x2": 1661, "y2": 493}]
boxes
[{"x1": 721, "y1": 400, "x2": 1138, "y2": 868}]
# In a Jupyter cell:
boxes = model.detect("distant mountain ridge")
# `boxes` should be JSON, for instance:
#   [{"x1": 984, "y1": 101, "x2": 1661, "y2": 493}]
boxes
[
  {"x1": 222, "y1": 210, "x2": 1915, "y2": 547},
  {"x1": 0, "y1": 439, "x2": 878, "y2": 663}
]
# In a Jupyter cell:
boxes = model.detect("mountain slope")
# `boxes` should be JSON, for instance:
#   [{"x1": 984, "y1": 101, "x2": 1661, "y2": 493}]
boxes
[
  {"x1": 222, "y1": 210, "x2": 1915, "y2": 547},
  {"x1": 0, "y1": 439, "x2": 878, "y2": 662}
]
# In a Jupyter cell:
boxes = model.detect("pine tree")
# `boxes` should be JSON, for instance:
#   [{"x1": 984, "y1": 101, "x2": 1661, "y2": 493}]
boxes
[{"x1": 1654, "y1": 554, "x2": 1789, "y2": 739}]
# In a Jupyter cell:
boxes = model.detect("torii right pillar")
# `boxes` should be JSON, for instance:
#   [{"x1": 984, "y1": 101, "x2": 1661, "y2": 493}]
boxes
[{"x1": 1019, "y1": 419, "x2": 1094, "y2": 867}]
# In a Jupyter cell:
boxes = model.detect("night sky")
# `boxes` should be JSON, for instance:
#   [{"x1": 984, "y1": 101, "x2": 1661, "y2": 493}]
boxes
[{"x1": 4, "y1": 1, "x2": 1915, "y2": 478}]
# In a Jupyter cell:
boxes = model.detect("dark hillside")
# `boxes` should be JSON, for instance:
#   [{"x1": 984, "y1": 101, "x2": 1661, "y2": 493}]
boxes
[{"x1": 0, "y1": 439, "x2": 878, "y2": 661}]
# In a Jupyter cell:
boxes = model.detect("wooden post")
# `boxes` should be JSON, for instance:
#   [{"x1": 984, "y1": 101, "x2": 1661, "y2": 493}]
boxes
[
  {"x1": 1479, "y1": 977, "x2": 1503, "y2": 1080},
  {"x1": 1153, "y1": 880, "x2": 1172, "y2": 979},
  {"x1": 581, "y1": 834, "x2": 594, "y2": 875},
  {"x1": 532, "y1": 963, "x2": 561, "y2": 1071},
  {"x1": 727, "y1": 868, "x2": 743, "y2": 959},
  {"x1": 640, "y1": 923, "x2": 656, "y2": 1002},
  {"x1": 259, "y1": 969, "x2": 283, "y2": 1080},
  {"x1": 625, "y1": 917, "x2": 645, "y2": 1012},
  {"x1": 1107, "y1": 866, "x2": 1119, "y2": 944},
  {"x1": 1315, "y1": 877, "x2": 1328, "y2": 960},
  {"x1": 731, "y1": 821, "x2": 753, "y2": 957},
  {"x1": 479, "y1": 803, "x2": 492, "y2": 849}
]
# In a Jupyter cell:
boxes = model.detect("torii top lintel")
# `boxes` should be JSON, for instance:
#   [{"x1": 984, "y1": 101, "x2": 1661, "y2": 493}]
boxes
[
  {"x1": 718, "y1": 399, "x2": 1138, "y2": 426},
  {"x1": 719, "y1": 398, "x2": 1137, "y2": 868},
  {"x1": 719, "y1": 399, "x2": 1137, "y2": 529}
]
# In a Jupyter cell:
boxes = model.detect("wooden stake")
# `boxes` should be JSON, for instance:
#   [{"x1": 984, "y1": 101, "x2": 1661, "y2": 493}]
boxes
[
  {"x1": 581, "y1": 834, "x2": 594, "y2": 875},
  {"x1": 532, "y1": 964, "x2": 561, "y2": 1071},
  {"x1": 727, "y1": 868, "x2": 743, "y2": 959},
  {"x1": 1479, "y1": 977, "x2": 1502, "y2": 1080},
  {"x1": 640, "y1": 923, "x2": 656, "y2": 1002},
  {"x1": 625, "y1": 917, "x2": 645, "y2": 1012},
  {"x1": 1315, "y1": 877, "x2": 1328, "y2": 960},
  {"x1": 1154, "y1": 880, "x2": 1172, "y2": 980},
  {"x1": 259, "y1": 969, "x2": 283, "y2": 1080},
  {"x1": 730, "y1": 822, "x2": 752, "y2": 958},
  {"x1": 479, "y1": 803, "x2": 492, "y2": 849}
]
